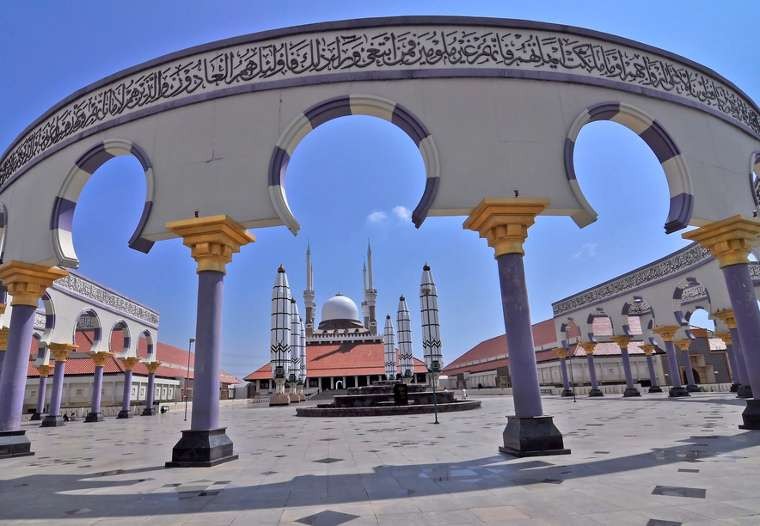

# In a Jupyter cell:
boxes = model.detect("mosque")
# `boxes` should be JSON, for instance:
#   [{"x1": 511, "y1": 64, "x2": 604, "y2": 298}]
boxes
[{"x1": 244, "y1": 245, "x2": 429, "y2": 392}]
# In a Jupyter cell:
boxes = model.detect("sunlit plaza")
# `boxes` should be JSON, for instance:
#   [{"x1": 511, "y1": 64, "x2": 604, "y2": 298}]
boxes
[
  {"x1": 3, "y1": 394, "x2": 760, "y2": 525},
  {"x1": 1, "y1": 2, "x2": 760, "y2": 525}
]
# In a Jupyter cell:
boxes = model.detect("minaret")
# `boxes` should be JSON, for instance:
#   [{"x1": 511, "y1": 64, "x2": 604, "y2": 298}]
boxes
[
  {"x1": 383, "y1": 315, "x2": 397, "y2": 380},
  {"x1": 270, "y1": 265, "x2": 291, "y2": 406},
  {"x1": 420, "y1": 263, "x2": 443, "y2": 384},
  {"x1": 304, "y1": 244, "x2": 316, "y2": 337},
  {"x1": 397, "y1": 295, "x2": 414, "y2": 381},
  {"x1": 361, "y1": 263, "x2": 370, "y2": 329},
  {"x1": 364, "y1": 242, "x2": 378, "y2": 335},
  {"x1": 298, "y1": 316, "x2": 307, "y2": 399},
  {"x1": 289, "y1": 298, "x2": 301, "y2": 402}
]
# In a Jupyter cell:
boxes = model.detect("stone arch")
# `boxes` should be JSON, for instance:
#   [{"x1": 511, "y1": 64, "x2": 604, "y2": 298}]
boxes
[
  {"x1": 586, "y1": 308, "x2": 614, "y2": 342},
  {"x1": 73, "y1": 308, "x2": 102, "y2": 351},
  {"x1": 565, "y1": 102, "x2": 692, "y2": 233},
  {"x1": 138, "y1": 330, "x2": 155, "y2": 360},
  {"x1": 109, "y1": 320, "x2": 132, "y2": 355},
  {"x1": 268, "y1": 94, "x2": 439, "y2": 233},
  {"x1": 37, "y1": 291, "x2": 55, "y2": 339},
  {"x1": 31, "y1": 332, "x2": 47, "y2": 362},
  {"x1": 620, "y1": 295, "x2": 655, "y2": 336},
  {"x1": 50, "y1": 139, "x2": 156, "y2": 268},
  {"x1": 672, "y1": 277, "x2": 712, "y2": 327}
]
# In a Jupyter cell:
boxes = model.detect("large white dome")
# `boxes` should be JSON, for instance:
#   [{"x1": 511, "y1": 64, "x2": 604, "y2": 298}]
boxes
[{"x1": 319, "y1": 294, "x2": 364, "y2": 330}]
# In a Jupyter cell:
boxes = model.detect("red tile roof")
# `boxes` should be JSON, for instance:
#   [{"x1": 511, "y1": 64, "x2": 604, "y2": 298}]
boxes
[{"x1": 244, "y1": 342, "x2": 427, "y2": 381}]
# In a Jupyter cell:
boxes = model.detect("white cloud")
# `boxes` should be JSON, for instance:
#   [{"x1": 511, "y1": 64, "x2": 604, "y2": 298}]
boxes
[
  {"x1": 392, "y1": 205, "x2": 412, "y2": 221},
  {"x1": 572, "y1": 242, "x2": 598, "y2": 260},
  {"x1": 367, "y1": 210, "x2": 388, "y2": 223}
]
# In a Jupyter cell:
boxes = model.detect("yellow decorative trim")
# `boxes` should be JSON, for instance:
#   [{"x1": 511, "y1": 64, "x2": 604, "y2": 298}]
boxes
[
  {"x1": 120, "y1": 356, "x2": 140, "y2": 371},
  {"x1": 611, "y1": 335, "x2": 631, "y2": 349},
  {"x1": 682, "y1": 215, "x2": 760, "y2": 267},
  {"x1": 0, "y1": 326, "x2": 8, "y2": 350},
  {"x1": 91, "y1": 351, "x2": 112, "y2": 366},
  {"x1": 653, "y1": 325, "x2": 680, "y2": 342},
  {"x1": 48, "y1": 342, "x2": 77, "y2": 362},
  {"x1": 36, "y1": 364, "x2": 51, "y2": 377},
  {"x1": 715, "y1": 331, "x2": 732, "y2": 345},
  {"x1": 166, "y1": 215, "x2": 255, "y2": 273},
  {"x1": 145, "y1": 361, "x2": 162, "y2": 374},
  {"x1": 0, "y1": 261, "x2": 68, "y2": 306},
  {"x1": 579, "y1": 341, "x2": 596, "y2": 355},
  {"x1": 673, "y1": 338, "x2": 691, "y2": 352},
  {"x1": 554, "y1": 347, "x2": 567, "y2": 359},
  {"x1": 713, "y1": 308, "x2": 737, "y2": 329},
  {"x1": 641, "y1": 343, "x2": 656, "y2": 355},
  {"x1": 463, "y1": 198, "x2": 549, "y2": 256}
]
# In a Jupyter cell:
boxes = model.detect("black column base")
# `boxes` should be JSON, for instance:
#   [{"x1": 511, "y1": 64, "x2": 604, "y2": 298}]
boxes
[
  {"x1": 588, "y1": 388, "x2": 604, "y2": 397},
  {"x1": 29, "y1": 412, "x2": 42, "y2": 421},
  {"x1": 737, "y1": 385, "x2": 753, "y2": 399},
  {"x1": 686, "y1": 384, "x2": 701, "y2": 392},
  {"x1": 85, "y1": 412, "x2": 104, "y2": 422},
  {"x1": 739, "y1": 399, "x2": 760, "y2": 430},
  {"x1": 40, "y1": 415, "x2": 64, "y2": 427},
  {"x1": 648, "y1": 385, "x2": 663, "y2": 393},
  {"x1": 116, "y1": 410, "x2": 131, "y2": 419},
  {"x1": 623, "y1": 387, "x2": 641, "y2": 397},
  {"x1": 560, "y1": 389, "x2": 575, "y2": 397},
  {"x1": 669, "y1": 386, "x2": 690, "y2": 398},
  {"x1": 165, "y1": 427, "x2": 238, "y2": 467},
  {"x1": 142, "y1": 407, "x2": 157, "y2": 416},
  {"x1": 0, "y1": 430, "x2": 34, "y2": 459},
  {"x1": 498, "y1": 415, "x2": 571, "y2": 457},
  {"x1": 730, "y1": 383, "x2": 740, "y2": 393}
]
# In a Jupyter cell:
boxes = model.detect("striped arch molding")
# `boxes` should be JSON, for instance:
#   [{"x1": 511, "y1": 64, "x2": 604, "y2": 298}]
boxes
[
  {"x1": 672, "y1": 278, "x2": 711, "y2": 327},
  {"x1": 74, "y1": 309, "x2": 102, "y2": 348},
  {"x1": 40, "y1": 291, "x2": 55, "y2": 336},
  {"x1": 751, "y1": 151, "x2": 760, "y2": 207},
  {"x1": 565, "y1": 102, "x2": 693, "y2": 234},
  {"x1": 141, "y1": 330, "x2": 154, "y2": 357},
  {"x1": 268, "y1": 94, "x2": 440, "y2": 233},
  {"x1": 51, "y1": 139, "x2": 155, "y2": 268}
]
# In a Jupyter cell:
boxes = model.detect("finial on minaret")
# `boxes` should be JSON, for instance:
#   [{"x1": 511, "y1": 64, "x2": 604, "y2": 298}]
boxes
[{"x1": 364, "y1": 242, "x2": 378, "y2": 335}]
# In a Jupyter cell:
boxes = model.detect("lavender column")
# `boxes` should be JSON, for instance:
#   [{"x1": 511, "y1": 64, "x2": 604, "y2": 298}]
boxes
[
  {"x1": 556, "y1": 350, "x2": 573, "y2": 397},
  {"x1": 665, "y1": 341, "x2": 689, "y2": 397},
  {"x1": 464, "y1": 198, "x2": 568, "y2": 457},
  {"x1": 730, "y1": 328, "x2": 752, "y2": 398},
  {"x1": 117, "y1": 359, "x2": 137, "y2": 419},
  {"x1": 41, "y1": 350, "x2": 68, "y2": 427},
  {"x1": 86, "y1": 354, "x2": 107, "y2": 422},
  {"x1": 613, "y1": 337, "x2": 640, "y2": 398},
  {"x1": 645, "y1": 354, "x2": 662, "y2": 393},
  {"x1": 142, "y1": 366, "x2": 158, "y2": 416},
  {"x1": 498, "y1": 253, "x2": 544, "y2": 416},
  {"x1": 0, "y1": 305, "x2": 35, "y2": 433},
  {"x1": 191, "y1": 270, "x2": 223, "y2": 430},
  {"x1": 30, "y1": 365, "x2": 50, "y2": 420},
  {"x1": 581, "y1": 343, "x2": 603, "y2": 397}
]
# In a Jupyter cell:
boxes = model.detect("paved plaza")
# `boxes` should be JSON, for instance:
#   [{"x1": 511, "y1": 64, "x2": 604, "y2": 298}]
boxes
[{"x1": 1, "y1": 394, "x2": 759, "y2": 525}]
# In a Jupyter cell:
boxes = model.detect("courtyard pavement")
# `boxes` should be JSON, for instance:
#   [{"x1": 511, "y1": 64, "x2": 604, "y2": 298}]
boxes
[{"x1": 1, "y1": 393, "x2": 760, "y2": 525}]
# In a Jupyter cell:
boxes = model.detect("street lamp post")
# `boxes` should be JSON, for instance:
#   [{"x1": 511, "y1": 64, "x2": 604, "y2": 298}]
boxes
[{"x1": 184, "y1": 337, "x2": 195, "y2": 422}]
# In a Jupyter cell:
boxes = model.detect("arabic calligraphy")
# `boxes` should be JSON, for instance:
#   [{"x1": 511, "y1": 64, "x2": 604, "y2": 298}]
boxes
[{"x1": 2, "y1": 25, "x2": 758, "y2": 189}]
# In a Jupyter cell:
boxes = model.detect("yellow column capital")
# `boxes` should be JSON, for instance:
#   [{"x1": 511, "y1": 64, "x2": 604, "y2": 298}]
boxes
[
  {"x1": 611, "y1": 335, "x2": 631, "y2": 349},
  {"x1": 91, "y1": 351, "x2": 112, "y2": 366},
  {"x1": 673, "y1": 338, "x2": 692, "y2": 352},
  {"x1": 120, "y1": 356, "x2": 140, "y2": 371},
  {"x1": 49, "y1": 342, "x2": 77, "y2": 362},
  {"x1": 641, "y1": 343, "x2": 656, "y2": 355},
  {"x1": 166, "y1": 215, "x2": 255, "y2": 273},
  {"x1": 0, "y1": 303, "x2": 5, "y2": 315},
  {"x1": 715, "y1": 331, "x2": 732, "y2": 345},
  {"x1": 0, "y1": 326, "x2": 8, "y2": 350},
  {"x1": 463, "y1": 198, "x2": 549, "y2": 256},
  {"x1": 653, "y1": 325, "x2": 680, "y2": 342},
  {"x1": 145, "y1": 361, "x2": 162, "y2": 374},
  {"x1": 0, "y1": 262, "x2": 68, "y2": 306},
  {"x1": 682, "y1": 215, "x2": 760, "y2": 267},
  {"x1": 554, "y1": 347, "x2": 568, "y2": 359},
  {"x1": 580, "y1": 341, "x2": 596, "y2": 355},
  {"x1": 37, "y1": 364, "x2": 51, "y2": 377},
  {"x1": 712, "y1": 308, "x2": 737, "y2": 329}
]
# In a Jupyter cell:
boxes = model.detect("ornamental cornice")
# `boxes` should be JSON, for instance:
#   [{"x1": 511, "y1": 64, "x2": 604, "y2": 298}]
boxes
[
  {"x1": 52, "y1": 272, "x2": 159, "y2": 328},
  {"x1": 1, "y1": 17, "x2": 758, "y2": 190},
  {"x1": 553, "y1": 243, "x2": 711, "y2": 316}
]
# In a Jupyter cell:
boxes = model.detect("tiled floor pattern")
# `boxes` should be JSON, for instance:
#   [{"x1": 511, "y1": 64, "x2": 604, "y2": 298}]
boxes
[{"x1": 1, "y1": 393, "x2": 760, "y2": 525}]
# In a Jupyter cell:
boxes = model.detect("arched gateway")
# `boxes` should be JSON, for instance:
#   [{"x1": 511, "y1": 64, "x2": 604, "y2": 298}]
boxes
[{"x1": 0, "y1": 17, "x2": 759, "y2": 463}]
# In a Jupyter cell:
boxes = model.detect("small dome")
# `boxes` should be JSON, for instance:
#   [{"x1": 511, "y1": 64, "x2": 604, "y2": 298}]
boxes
[{"x1": 319, "y1": 294, "x2": 364, "y2": 330}]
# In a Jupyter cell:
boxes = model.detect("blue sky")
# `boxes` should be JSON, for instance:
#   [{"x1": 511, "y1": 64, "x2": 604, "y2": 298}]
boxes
[{"x1": 1, "y1": 1, "x2": 758, "y2": 378}]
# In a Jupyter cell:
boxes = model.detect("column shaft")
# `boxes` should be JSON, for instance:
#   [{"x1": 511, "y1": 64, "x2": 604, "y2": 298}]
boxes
[
  {"x1": 559, "y1": 359, "x2": 570, "y2": 390},
  {"x1": 191, "y1": 270, "x2": 223, "y2": 431},
  {"x1": 0, "y1": 305, "x2": 35, "y2": 431},
  {"x1": 497, "y1": 253, "x2": 542, "y2": 417},
  {"x1": 144, "y1": 373, "x2": 156, "y2": 415},
  {"x1": 121, "y1": 370, "x2": 133, "y2": 412},
  {"x1": 726, "y1": 343, "x2": 741, "y2": 384},
  {"x1": 681, "y1": 350, "x2": 698, "y2": 386},
  {"x1": 36, "y1": 376, "x2": 48, "y2": 415},
  {"x1": 48, "y1": 360, "x2": 66, "y2": 418},
  {"x1": 730, "y1": 327, "x2": 750, "y2": 385},
  {"x1": 587, "y1": 356, "x2": 599, "y2": 389},
  {"x1": 620, "y1": 349, "x2": 634, "y2": 388},
  {"x1": 646, "y1": 355, "x2": 658, "y2": 387},
  {"x1": 722, "y1": 263, "x2": 760, "y2": 397},
  {"x1": 91, "y1": 366, "x2": 103, "y2": 414},
  {"x1": 664, "y1": 341, "x2": 683, "y2": 388}
]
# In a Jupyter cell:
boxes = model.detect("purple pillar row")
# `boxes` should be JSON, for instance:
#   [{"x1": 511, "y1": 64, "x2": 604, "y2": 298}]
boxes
[
  {"x1": 0, "y1": 305, "x2": 35, "y2": 433},
  {"x1": 117, "y1": 370, "x2": 133, "y2": 419},
  {"x1": 31, "y1": 375, "x2": 47, "y2": 420},
  {"x1": 142, "y1": 372, "x2": 156, "y2": 416},
  {"x1": 41, "y1": 359, "x2": 66, "y2": 428},
  {"x1": 586, "y1": 355, "x2": 603, "y2": 396}
]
